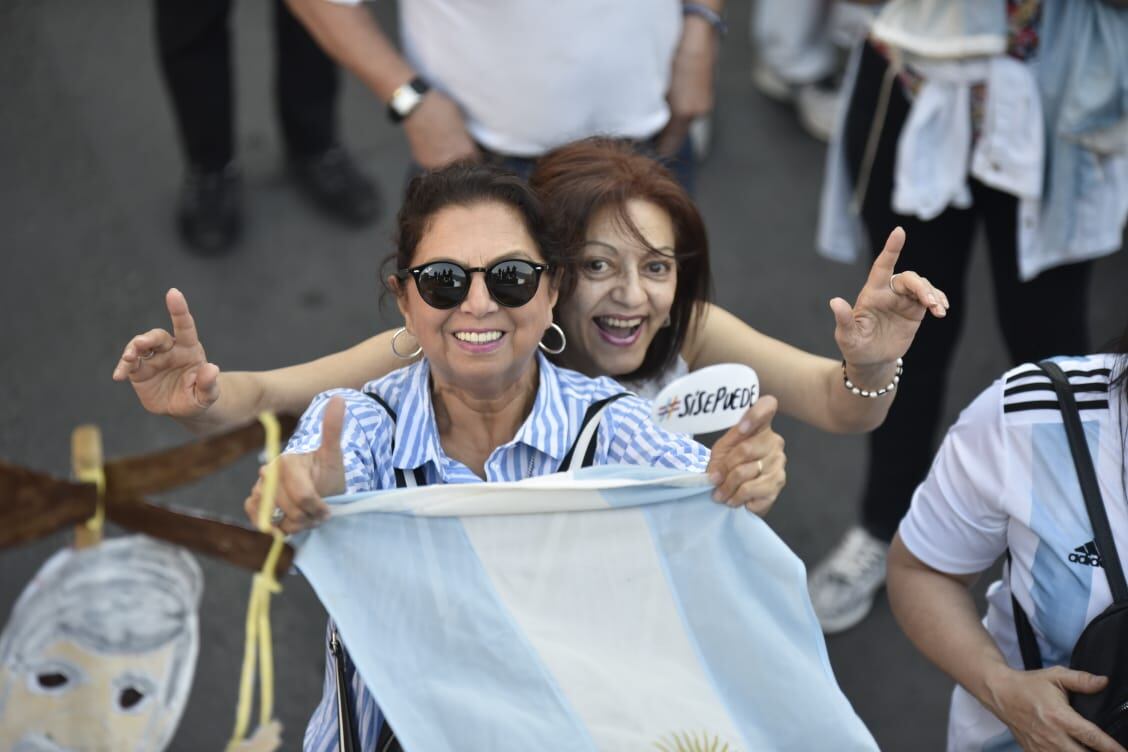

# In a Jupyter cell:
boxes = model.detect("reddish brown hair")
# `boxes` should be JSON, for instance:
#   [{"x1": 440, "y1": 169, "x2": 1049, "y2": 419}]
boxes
[{"x1": 530, "y1": 138, "x2": 712, "y2": 381}]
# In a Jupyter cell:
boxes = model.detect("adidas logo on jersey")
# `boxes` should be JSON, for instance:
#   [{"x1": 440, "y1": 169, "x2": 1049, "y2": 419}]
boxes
[{"x1": 1069, "y1": 540, "x2": 1104, "y2": 568}]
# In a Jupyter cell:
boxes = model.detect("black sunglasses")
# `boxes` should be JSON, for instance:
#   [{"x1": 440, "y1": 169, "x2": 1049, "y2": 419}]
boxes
[{"x1": 395, "y1": 259, "x2": 552, "y2": 309}]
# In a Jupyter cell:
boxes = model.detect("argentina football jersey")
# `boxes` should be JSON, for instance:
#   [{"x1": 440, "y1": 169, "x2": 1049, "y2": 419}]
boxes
[{"x1": 899, "y1": 354, "x2": 1128, "y2": 751}]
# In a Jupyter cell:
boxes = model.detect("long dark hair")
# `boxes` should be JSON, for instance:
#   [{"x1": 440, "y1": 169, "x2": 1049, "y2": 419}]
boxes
[{"x1": 530, "y1": 138, "x2": 712, "y2": 381}]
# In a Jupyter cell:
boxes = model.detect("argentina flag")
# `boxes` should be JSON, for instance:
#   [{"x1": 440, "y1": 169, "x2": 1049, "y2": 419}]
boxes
[{"x1": 295, "y1": 466, "x2": 877, "y2": 751}]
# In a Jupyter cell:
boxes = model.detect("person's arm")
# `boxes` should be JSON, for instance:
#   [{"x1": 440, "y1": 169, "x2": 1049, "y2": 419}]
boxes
[
  {"x1": 111, "y1": 289, "x2": 412, "y2": 435},
  {"x1": 284, "y1": 0, "x2": 477, "y2": 168},
  {"x1": 658, "y1": 1, "x2": 724, "y2": 156},
  {"x1": 684, "y1": 227, "x2": 949, "y2": 434},
  {"x1": 888, "y1": 536, "x2": 1124, "y2": 752}
]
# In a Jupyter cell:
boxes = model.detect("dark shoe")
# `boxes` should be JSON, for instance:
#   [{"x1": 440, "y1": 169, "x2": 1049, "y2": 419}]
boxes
[
  {"x1": 176, "y1": 165, "x2": 242, "y2": 255},
  {"x1": 289, "y1": 146, "x2": 380, "y2": 226}
]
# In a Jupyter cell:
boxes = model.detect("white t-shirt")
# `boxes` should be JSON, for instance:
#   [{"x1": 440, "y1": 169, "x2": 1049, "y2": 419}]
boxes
[
  {"x1": 359, "y1": 0, "x2": 681, "y2": 156},
  {"x1": 899, "y1": 354, "x2": 1128, "y2": 752},
  {"x1": 622, "y1": 354, "x2": 690, "y2": 402}
]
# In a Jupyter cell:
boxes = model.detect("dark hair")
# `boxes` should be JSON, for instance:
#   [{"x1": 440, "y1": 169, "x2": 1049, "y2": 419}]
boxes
[
  {"x1": 530, "y1": 138, "x2": 712, "y2": 381},
  {"x1": 388, "y1": 161, "x2": 551, "y2": 284}
]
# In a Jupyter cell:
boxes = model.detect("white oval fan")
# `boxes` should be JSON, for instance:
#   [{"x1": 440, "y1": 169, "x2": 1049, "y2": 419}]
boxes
[{"x1": 649, "y1": 363, "x2": 759, "y2": 435}]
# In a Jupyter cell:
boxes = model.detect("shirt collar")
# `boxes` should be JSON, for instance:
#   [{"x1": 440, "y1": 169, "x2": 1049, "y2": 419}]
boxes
[
  {"x1": 390, "y1": 359, "x2": 444, "y2": 473},
  {"x1": 509, "y1": 351, "x2": 568, "y2": 462},
  {"x1": 391, "y1": 351, "x2": 571, "y2": 473}
]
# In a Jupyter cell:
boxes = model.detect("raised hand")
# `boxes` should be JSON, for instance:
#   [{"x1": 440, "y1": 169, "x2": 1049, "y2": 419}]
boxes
[
  {"x1": 829, "y1": 227, "x2": 950, "y2": 372},
  {"x1": 706, "y1": 396, "x2": 786, "y2": 517},
  {"x1": 111, "y1": 288, "x2": 221, "y2": 418},
  {"x1": 245, "y1": 397, "x2": 346, "y2": 534}
]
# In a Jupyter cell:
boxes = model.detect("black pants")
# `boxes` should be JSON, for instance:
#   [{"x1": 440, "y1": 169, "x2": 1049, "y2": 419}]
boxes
[
  {"x1": 154, "y1": 0, "x2": 338, "y2": 171},
  {"x1": 843, "y1": 41, "x2": 1092, "y2": 541}
]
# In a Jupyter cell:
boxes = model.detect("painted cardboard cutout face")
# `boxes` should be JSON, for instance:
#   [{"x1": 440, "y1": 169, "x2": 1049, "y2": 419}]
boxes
[{"x1": 0, "y1": 536, "x2": 202, "y2": 752}]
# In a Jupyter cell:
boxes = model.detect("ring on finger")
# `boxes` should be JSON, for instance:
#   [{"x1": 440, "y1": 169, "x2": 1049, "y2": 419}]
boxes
[
  {"x1": 270, "y1": 507, "x2": 285, "y2": 526},
  {"x1": 757, "y1": 459, "x2": 765, "y2": 477},
  {"x1": 140, "y1": 349, "x2": 156, "y2": 360},
  {"x1": 888, "y1": 273, "x2": 903, "y2": 296}
]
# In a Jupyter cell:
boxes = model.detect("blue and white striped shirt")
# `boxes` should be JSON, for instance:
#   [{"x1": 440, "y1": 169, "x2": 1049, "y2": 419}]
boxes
[{"x1": 289, "y1": 352, "x2": 709, "y2": 751}]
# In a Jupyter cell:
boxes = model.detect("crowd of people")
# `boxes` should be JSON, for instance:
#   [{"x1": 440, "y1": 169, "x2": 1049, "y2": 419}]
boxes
[{"x1": 109, "y1": 0, "x2": 1128, "y2": 749}]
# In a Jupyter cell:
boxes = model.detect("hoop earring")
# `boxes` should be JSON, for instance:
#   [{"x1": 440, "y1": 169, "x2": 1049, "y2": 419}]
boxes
[
  {"x1": 391, "y1": 327, "x2": 422, "y2": 359},
  {"x1": 538, "y1": 322, "x2": 567, "y2": 355}
]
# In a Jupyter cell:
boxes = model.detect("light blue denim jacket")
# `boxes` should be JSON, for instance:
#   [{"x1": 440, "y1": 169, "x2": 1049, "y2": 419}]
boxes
[{"x1": 818, "y1": 0, "x2": 1128, "y2": 280}]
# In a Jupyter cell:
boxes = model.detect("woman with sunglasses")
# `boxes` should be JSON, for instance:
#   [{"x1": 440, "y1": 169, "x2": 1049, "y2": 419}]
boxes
[
  {"x1": 254, "y1": 161, "x2": 782, "y2": 751},
  {"x1": 113, "y1": 138, "x2": 945, "y2": 470}
]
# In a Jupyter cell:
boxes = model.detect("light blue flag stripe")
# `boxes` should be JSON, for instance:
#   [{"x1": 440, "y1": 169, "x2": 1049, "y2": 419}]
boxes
[
  {"x1": 636, "y1": 499, "x2": 877, "y2": 751},
  {"x1": 296, "y1": 512, "x2": 598, "y2": 752}
]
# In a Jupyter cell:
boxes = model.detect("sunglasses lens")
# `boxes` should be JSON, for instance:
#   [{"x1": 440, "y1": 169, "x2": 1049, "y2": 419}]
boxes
[
  {"x1": 487, "y1": 260, "x2": 540, "y2": 307},
  {"x1": 415, "y1": 263, "x2": 468, "y2": 309}
]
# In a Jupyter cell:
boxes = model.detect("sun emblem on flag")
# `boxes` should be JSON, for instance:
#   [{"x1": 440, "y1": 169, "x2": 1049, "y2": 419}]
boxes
[
  {"x1": 653, "y1": 731, "x2": 738, "y2": 752},
  {"x1": 656, "y1": 396, "x2": 681, "y2": 421}
]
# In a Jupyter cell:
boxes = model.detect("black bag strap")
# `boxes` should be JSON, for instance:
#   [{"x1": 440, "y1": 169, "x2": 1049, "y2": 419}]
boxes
[
  {"x1": 365, "y1": 391, "x2": 425, "y2": 489},
  {"x1": 1009, "y1": 552, "x2": 1044, "y2": 671},
  {"x1": 1038, "y1": 361, "x2": 1127, "y2": 602},
  {"x1": 1011, "y1": 361, "x2": 1126, "y2": 671},
  {"x1": 557, "y1": 393, "x2": 630, "y2": 472},
  {"x1": 329, "y1": 625, "x2": 360, "y2": 752}
]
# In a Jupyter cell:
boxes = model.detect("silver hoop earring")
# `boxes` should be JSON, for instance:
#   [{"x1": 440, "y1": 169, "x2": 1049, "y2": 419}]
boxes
[
  {"x1": 538, "y1": 322, "x2": 567, "y2": 355},
  {"x1": 391, "y1": 327, "x2": 422, "y2": 360}
]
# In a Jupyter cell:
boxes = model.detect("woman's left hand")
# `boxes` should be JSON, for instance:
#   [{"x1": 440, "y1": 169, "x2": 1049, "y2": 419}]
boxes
[
  {"x1": 706, "y1": 396, "x2": 786, "y2": 516},
  {"x1": 830, "y1": 227, "x2": 950, "y2": 370}
]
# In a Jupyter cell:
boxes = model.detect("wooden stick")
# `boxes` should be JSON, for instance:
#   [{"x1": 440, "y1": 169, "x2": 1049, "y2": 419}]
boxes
[
  {"x1": 71, "y1": 425, "x2": 104, "y2": 549},
  {"x1": 0, "y1": 462, "x2": 294, "y2": 575},
  {"x1": 0, "y1": 460, "x2": 96, "y2": 549},
  {"x1": 108, "y1": 496, "x2": 294, "y2": 578},
  {"x1": 103, "y1": 414, "x2": 298, "y2": 499}
]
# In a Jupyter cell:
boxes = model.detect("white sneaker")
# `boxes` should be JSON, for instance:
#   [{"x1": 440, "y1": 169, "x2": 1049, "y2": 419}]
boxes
[
  {"x1": 751, "y1": 59, "x2": 795, "y2": 102},
  {"x1": 795, "y1": 81, "x2": 840, "y2": 143},
  {"x1": 807, "y1": 526, "x2": 889, "y2": 634}
]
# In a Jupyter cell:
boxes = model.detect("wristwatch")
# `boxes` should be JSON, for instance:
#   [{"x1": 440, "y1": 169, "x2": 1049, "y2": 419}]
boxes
[{"x1": 387, "y1": 76, "x2": 430, "y2": 123}]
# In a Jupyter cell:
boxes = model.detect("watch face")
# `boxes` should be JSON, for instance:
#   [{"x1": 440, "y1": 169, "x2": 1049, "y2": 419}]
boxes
[{"x1": 389, "y1": 78, "x2": 429, "y2": 122}]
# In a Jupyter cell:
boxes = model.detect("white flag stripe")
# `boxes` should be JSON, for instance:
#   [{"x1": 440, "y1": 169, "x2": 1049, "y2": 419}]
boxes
[{"x1": 461, "y1": 506, "x2": 745, "y2": 750}]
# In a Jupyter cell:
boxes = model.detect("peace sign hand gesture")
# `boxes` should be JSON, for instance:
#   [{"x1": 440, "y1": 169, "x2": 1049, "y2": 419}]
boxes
[
  {"x1": 111, "y1": 288, "x2": 221, "y2": 419},
  {"x1": 830, "y1": 227, "x2": 950, "y2": 371}
]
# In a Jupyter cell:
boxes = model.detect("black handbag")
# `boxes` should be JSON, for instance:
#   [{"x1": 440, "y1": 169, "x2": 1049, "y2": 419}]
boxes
[{"x1": 1011, "y1": 360, "x2": 1128, "y2": 744}]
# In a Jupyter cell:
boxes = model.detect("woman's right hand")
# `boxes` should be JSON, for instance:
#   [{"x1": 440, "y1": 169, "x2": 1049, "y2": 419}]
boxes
[
  {"x1": 985, "y1": 665, "x2": 1126, "y2": 752},
  {"x1": 245, "y1": 398, "x2": 346, "y2": 534},
  {"x1": 111, "y1": 288, "x2": 221, "y2": 417}
]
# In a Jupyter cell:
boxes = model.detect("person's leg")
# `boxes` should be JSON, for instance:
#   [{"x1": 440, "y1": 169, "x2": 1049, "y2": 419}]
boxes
[
  {"x1": 975, "y1": 181, "x2": 1093, "y2": 362},
  {"x1": 274, "y1": 0, "x2": 336, "y2": 159},
  {"x1": 154, "y1": 0, "x2": 241, "y2": 253},
  {"x1": 274, "y1": 0, "x2": 379, "y2": 224},
  {"x1": 155, "y1": 0, "x2": 234, "y2": 171},
  {"x1": 751, "y1": 0, "x2": 836, "y2": 89},
  {"x1": 808, "y1": 41, "x2": 977, "y2": 633}
]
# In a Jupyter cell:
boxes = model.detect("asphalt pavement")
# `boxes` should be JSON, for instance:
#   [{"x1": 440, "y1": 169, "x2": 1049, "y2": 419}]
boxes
[{"x1": 2, "y1": 1, "x2": 1126, "y2": 749}]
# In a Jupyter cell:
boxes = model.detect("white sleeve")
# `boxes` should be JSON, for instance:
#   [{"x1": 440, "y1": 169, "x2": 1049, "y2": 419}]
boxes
[{"x1": 898, "y1": 378, "x2": 1011, "y2": 575}]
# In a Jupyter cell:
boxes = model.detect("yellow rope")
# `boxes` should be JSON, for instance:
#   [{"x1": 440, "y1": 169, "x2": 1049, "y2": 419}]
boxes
[
  {"x1": 77, "y1": 464, "x2": 106, "y2": 541},
  {"x1": 226, "y1": 412, "x2": 285, "y2": 751}
]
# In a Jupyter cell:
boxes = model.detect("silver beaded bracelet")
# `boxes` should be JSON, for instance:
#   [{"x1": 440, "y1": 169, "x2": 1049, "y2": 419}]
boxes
[{"x1": 842, "y1": 357, "x2": 903, "y2": 398}]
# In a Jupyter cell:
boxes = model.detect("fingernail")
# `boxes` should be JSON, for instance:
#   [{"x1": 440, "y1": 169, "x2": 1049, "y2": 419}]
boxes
[
  {"x1": 738, "y1": 421, "x2": 752, "y2": 434},
  {"x1": 712, "y1": 489, "x2": 724, "y2": 502},
  {"x1": 708, "y1": 472, "x2": 721, "y2": 485},
  {"x1": 928, "y1": 293, "x2": 937, "y2": 305}
]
